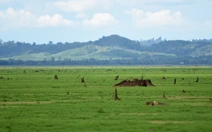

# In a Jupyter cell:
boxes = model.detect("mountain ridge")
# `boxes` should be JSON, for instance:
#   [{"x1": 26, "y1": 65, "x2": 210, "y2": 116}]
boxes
[{"x1": 0, "y1": 34, "x2": 212, "y2": 65}]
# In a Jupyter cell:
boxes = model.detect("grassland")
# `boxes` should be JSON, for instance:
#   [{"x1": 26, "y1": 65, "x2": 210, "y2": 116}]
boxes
[{"x1": 0, "y1": 66, "x2": 212, "y2": 132}]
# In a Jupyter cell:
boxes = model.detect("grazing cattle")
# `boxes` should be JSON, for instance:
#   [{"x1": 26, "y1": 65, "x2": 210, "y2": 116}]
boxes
[
  {"x1": 0, "y1": 76, "x2": 4, "y2": 79},
  {"x1": 182, "y1": 78, "x2": 184, "y2": 80},
  {"x1": 162, "y1": 77, "x2": 166, "y2": 80}
]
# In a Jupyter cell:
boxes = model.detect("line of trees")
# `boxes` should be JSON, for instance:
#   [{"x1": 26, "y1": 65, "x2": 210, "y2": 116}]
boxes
[{"x1": 1, "y1": 56, "x2": 212, "y2": 66}]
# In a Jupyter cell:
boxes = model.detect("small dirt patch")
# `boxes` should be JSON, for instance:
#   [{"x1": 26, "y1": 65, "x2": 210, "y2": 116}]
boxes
[
  {"x1": 168, "y1": 96, "x2": 208, "y2": 100},
  {"x1": 149, "y1": 120, "x2": 193, "y2": 124},
  {"x1": 0, "y1": 101, "x2": 52, "y2": 105},
  {"x1": 119, "y1": 112, "x2": 159, "y2": 116}
]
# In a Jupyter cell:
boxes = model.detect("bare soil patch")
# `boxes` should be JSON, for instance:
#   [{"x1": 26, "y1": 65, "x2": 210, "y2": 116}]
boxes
[
  {"x1": 119, "y1": 112, "x2": 159, "y2": 116},
  {"x1": 149, "y1": 120, "x2": 193, "y2": 124},
  {"x1": 0, "y1": 101, "x2": 52, "y2": 105},
  {"x1": 168, "y1": 96, "x2": 209, "y2": 100}
]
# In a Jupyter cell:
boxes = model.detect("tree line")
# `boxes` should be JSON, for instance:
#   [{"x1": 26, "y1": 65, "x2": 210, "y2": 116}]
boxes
[{"x1": 1, "y1": 56, "x2": 211, "y2": 66}]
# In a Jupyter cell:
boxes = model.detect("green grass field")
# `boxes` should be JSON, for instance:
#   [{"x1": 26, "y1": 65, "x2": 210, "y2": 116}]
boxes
[{"x1": 0, "y1": 66, "x2": 212, "y2": 132}]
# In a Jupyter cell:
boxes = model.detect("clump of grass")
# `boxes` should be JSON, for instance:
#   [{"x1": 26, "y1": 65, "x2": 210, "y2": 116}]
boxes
[{"x1": 97, "y1": 108, "x2": 105, "y2": 113}]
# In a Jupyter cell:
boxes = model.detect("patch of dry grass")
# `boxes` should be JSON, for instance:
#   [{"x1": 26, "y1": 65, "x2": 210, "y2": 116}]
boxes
[{"x1": 149, "y1": 120, "x2": 193, "y2": 124}]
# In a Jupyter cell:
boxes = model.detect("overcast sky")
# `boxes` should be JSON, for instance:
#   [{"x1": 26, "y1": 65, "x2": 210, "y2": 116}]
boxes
[{"x1": 0, "y1": 0, "x2": 212, "y2": 44}]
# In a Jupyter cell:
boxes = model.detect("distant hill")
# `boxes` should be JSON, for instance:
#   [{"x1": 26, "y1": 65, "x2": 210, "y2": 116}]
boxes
[
  {"x1": 148, "y1": 40, "x2": 212, "y2": 57},
  {"x1": 0, "y1": 34, "x2": 212, "y2": 65}
]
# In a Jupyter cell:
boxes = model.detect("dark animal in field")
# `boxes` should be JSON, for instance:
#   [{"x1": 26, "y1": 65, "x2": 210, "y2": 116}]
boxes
[
  {"x1": 162, "y1": 77, "x2": 166, "y2": 80},
  {"x1": 195, "y1": 76, "x2": 199, "y2": 82},
  {"x1": 54, "y1": 75, "x2": 58, "y2": 79},
  {"x1": 174, "y1": 78, "x2": 176, "y2": 84},
  {"x1": 114, "y1": 88, "x2": 120, "y2": 101},
  {"x1": 114, "y1": 78, "x2": 154, "y2": 87},
  {"x1": 66, "y1": 91, "x2": 69, "y2": 94},
  {"x1": 182, "y1": 78, "x2": 184, "y2": 80},
  {"x1": 0, "y1": 76, "x2": 4, "y2": 79},
  {"x1": 81, "y1": 77, "x2": 85, "y2": 83},
  {"x1": 114, "y1": 75, "x2": 119, "y2": 80},
  {"x1": 182, "y1": 90, "x2": 186, "y2": 93}
]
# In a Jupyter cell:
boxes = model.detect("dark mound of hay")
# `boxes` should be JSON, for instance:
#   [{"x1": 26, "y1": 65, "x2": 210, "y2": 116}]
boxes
[{"x1": 114, "y1": 78, "x2": 154, "y2": 87}]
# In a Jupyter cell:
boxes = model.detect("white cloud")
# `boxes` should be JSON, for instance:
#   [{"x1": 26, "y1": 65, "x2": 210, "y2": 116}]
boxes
[
  {"x1": 37, "y1": 14, "x2": 74, "y2": 27},
  {"x1": 54, "y1": 0, "x2": 98, "y2": 12},
  {"x1": 127, "y1": 9, "x2": 185, "y2": 28},
  {"x1": 83, "y1": 13, "x2": 119, "y2": 27},
  {"x1": 0, "y1": 7, "x2": 36, "y2": 29},
  {"x1": 115, "y1": 0, "x2": 192, "y2": 5},
  {"x1": 204, "y1": 20, "x2": 212, "y2": 28},
  {"x1": 100, "y1": 0, "x2": 113, "y2": 10},
  {"x1": 54, "y1": 0, "x2": 113, "y2": 12},
  {"x1": 0, "y1": 0, "x2": 11, "y2": 4},
  {"x1": 0, "y1": 7, "x2": 75, "y2": 29},
  {"x1": 125, "y1": 8, "x2": 144, "y2": 20},
  {"x1": 75, "y1": 12, "x2": 88, "y2": 19}
]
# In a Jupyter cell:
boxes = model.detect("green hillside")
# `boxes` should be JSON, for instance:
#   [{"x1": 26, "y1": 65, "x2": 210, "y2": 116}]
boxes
[{"x1": 0, "y1": 35, "x2": 212, "y2": 65}]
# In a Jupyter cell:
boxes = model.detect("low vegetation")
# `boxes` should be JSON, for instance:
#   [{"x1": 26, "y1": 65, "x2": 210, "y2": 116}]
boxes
[{"x1": 0, "y1": 66, "x2": 212, "y2": 131}]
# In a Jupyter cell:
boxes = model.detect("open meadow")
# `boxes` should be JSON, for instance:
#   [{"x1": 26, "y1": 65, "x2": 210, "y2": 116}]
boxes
[{"x1": 0, "y1": 66, "x2": 212, "y2": 132}]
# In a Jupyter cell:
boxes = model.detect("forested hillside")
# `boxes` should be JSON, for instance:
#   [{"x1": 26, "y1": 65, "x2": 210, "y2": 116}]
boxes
[{"x1": 0, "y1": 35, "x2": 212, "y2": 65}]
